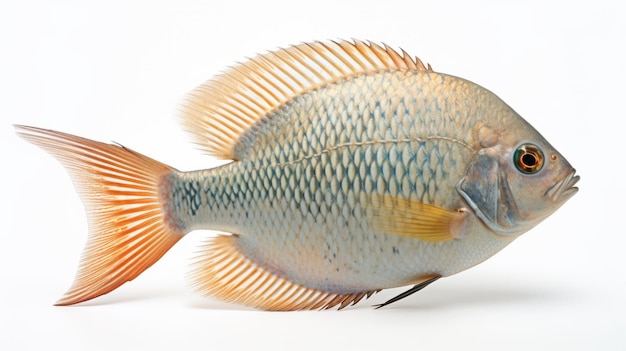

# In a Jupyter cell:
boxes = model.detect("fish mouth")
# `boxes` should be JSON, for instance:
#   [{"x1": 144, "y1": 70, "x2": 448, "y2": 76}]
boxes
[{"x1": 546, "y1": 168, "x2": 579, "y2": 203}]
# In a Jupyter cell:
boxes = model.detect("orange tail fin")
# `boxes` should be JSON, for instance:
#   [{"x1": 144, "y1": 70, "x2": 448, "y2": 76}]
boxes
[{"x1": 15, "y1": 125, "x2": 184, "y2": 305}]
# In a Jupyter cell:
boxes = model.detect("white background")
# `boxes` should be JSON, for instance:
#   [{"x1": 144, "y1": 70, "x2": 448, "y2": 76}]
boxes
[{"x1": 1, "y1": 1, "x2": 624, "y2": 350}]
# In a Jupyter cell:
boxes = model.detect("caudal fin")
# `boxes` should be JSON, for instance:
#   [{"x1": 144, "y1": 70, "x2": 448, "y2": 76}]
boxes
[{"x1": 15, "y1": 125, "x2": 184, "y2": 305}]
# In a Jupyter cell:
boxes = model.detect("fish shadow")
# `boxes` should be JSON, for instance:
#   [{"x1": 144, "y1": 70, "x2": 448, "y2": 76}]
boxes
[
  {"x1": 61, "y1": 278, "x2": 568, "y2": 311},
  {"x1": 373, "y1": 281, "x2": 568, "y2": 311},
  {"x1": 185, "y1": 280, "x2": 563, "y2": 312},
  {"x1": 188, "y1": 300, "x2": 257, "y2": 311}
]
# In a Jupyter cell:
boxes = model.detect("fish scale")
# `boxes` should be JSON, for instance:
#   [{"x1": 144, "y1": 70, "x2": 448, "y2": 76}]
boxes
[
  {"x1": 15, "y1": 40, "x2": 577, "y2": 309},
  {"x1": 167, "y1": 71, "x2": 497, "y2": 292}
]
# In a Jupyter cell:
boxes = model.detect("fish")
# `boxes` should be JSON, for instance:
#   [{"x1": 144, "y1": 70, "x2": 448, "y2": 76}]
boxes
[{"x1": 15, "y1": 39, "x2": 579, "y2": 310}]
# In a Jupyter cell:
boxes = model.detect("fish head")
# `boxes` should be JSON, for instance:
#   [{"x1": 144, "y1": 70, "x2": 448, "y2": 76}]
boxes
[{"x1": 457, "y1": 121, "x2": 579, "y2": 237}]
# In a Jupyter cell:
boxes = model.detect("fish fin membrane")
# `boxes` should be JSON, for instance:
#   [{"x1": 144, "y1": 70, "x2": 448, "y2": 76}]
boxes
[
  {"x1": 179, "y1": 39, "x2": 433, "y2": 160},
  {"x1": 369, "y1": 195, "x2": 466, "y2": 242},
  {"x1": 191, "y1": 234, "x2": 379, "y2": 311},
  {"x1": 15, "y1": 125, "x2": 184, "y2": 305}
]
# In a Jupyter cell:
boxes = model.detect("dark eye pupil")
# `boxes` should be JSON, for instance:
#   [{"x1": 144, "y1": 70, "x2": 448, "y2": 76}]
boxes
[
  {"x1": 514, "y1": 144, "x2": 544, "y2": 174},
  {"x1": 521, "y1": 153, "x2": 537, "y2": 167}
]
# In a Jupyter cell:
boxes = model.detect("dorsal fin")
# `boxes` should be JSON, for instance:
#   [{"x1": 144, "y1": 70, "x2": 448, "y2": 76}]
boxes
[{"x1": 180, "y1": 39, "x2": 433, "y2": 160}]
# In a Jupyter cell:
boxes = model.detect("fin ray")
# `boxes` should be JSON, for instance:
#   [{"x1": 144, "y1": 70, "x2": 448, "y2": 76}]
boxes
[
  {"x1": 370, "y1": 195, "x2": 467, "y2": 242},
  {"x1": 191, "y1": 235, "x2": 379, "y2": 311},
  {"x1": 180, "y1": 39, "x2": 433, "y2": 160},
  {"x1": 15, "y1": 125, "x2": 184, "y2": 305}
]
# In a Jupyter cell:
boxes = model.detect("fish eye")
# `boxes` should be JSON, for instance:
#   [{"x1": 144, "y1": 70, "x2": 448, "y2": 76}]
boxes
[{"x1": 514, "y1": 144, "x2": 544, "y2": 174}]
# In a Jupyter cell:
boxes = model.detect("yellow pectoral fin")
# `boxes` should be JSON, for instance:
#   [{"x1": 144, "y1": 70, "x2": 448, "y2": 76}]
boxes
[{"x1": 370, "y1": 196, "x2": 467, "y2": 242}]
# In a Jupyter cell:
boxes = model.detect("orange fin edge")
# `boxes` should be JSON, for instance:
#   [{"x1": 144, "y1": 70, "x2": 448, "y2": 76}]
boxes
[{"x1": 15, "y1": 125, "x2": 184, "y2": 305}]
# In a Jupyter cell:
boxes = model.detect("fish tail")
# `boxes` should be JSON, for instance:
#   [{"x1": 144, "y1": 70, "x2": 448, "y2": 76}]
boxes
[{"x1": 15, "y1": 125, "x2": 184, "y2": 305}]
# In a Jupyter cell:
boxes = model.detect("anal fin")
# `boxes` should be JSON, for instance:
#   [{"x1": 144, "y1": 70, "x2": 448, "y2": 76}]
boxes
[{"x1": 191, "y1": 235, "x2": 379, "y2": 311}]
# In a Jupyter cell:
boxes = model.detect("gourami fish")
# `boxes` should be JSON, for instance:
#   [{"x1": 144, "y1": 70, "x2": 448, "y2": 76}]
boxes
[{"x1": 15, "y1": 40, "x2": 579, "y2": 310}]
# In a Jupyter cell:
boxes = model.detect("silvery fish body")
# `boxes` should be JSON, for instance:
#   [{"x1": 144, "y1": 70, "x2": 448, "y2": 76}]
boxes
[{"x1": 16, "y1": 40, "x2": 578, "y2": 310}]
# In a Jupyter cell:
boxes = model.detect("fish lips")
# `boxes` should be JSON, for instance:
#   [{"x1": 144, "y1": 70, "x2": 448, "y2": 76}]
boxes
[{"x1": 546, "y1": 168, "x2": 580, "y2": 204}]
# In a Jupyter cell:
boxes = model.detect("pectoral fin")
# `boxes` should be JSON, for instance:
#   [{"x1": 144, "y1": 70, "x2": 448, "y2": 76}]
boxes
[{"x1": 370, "y1": 195, "x2": 467, "y2": 242}]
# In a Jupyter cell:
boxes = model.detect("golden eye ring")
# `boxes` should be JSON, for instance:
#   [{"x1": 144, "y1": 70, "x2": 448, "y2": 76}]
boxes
[{"x1": 514, "y1": 144, "x2": 544, "y2": 174}]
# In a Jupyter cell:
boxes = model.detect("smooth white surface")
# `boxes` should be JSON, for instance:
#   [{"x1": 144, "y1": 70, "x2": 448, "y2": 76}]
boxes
[{"x1": 1, "y1": 1, "x2": 624, "y2": 350}]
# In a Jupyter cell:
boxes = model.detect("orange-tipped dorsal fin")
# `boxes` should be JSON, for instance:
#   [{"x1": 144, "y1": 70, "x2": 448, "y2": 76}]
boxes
[
  {"x1": 15, "y1": 125, "x2": 183, "y2": 305},
  {"x1": 191, "y1": 234, "x2": 379, "y2": 311},
  {"x1": 180, "y1": 39, "x2": 433, "y2": 160}
]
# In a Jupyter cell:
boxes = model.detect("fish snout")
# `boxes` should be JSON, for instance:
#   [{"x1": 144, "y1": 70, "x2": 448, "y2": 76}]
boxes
[{"x1": 546, "y1": 168, "x2": 579, "y2": 204}]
